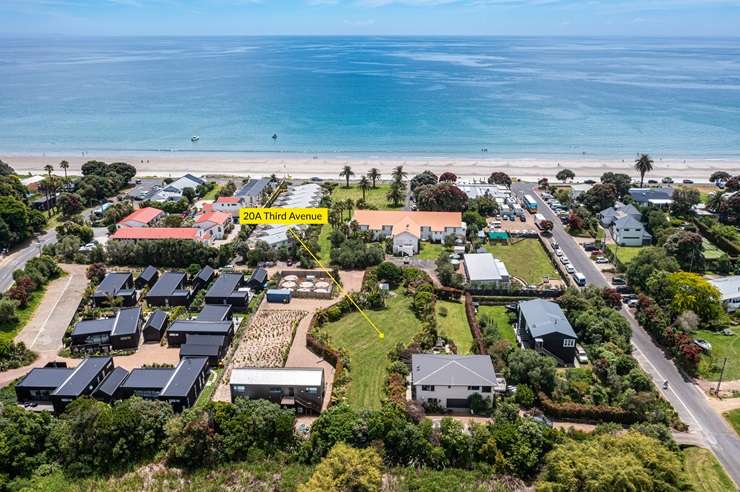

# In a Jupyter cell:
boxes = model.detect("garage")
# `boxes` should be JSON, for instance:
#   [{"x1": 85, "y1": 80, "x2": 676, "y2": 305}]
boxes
[{"x1": 446, "y1": 398, "x2": 469, "y2": 409}]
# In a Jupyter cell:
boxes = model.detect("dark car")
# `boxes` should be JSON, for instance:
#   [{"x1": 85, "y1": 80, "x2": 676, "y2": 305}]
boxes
[
  {"x1": 682, "y1": 179, "x2": 694, "y2": 184},
  {"x1": 612, "y1": 277, "x2": 626, "y2": 286},
  {"x1": 583, "y1": 243, "x2": 597, "y2": 251},
  {"x1": 616, "y1": 285, "x2": 635, "y2": 294},
  {"x1": 583, "y1": 179, "x2": 596, "y2": 184},
  {"x1": 648, "y1": 179, "x2": 659, "y2": 184}
]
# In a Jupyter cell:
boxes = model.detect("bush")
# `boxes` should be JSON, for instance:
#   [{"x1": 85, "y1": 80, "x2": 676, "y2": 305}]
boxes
[
  {"x1": 0, "y1": 340, "x2": 36, "y2": 371},
  {"x1": 514, "y1": 384, "x2": 535, "y2": 408}
]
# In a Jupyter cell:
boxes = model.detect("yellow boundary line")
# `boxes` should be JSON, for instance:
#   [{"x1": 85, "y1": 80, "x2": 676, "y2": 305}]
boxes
[{"x1": 288, "y1": 227, "x2": 385, "y2": 339}]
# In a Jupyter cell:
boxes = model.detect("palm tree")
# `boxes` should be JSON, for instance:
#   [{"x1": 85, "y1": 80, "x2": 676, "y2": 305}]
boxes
[
  {"x1": 391, "y1": 165, "x2": 407, "y2": 184},
  {"x1": 359, "y1": 176, "x2": 370, "y2": 201},
  {"x1": 339, "y1": 165, "x2": 354, "y2": 188},
  {"x1": 387, "y1": 181, "x2": 405, "y2": 207},
  {"x1": 367, "y1": 168, "x2": 381, "y2": 188},
  {"x1": 43, "y1": 164, "x2": 54, "y2": 217},
  {"x1": 343, "y1": 198, "x2": 354, "y2": 221},
  {"x1": 707, "y1": 190, "x2": 725, "y2": 213},
  {"x1": 59, "y1": 160, "x2": 69, "y2": 185},
  {"x1": 634, "y1": 154, "x2": 654, "y2": 188}
]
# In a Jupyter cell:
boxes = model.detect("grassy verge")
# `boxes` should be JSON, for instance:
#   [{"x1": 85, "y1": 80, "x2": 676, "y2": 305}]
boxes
[
  {"x1": 436, "y1": 300, "x2": 473, "y2": 354},
  {"x1": 322, "y1": 292, "x2": 423, "y2": 410},
  {"x1": 417, "y1": 242, "x2": 449, "y2": 261},
  {"x1": 682, "y1": 446, "x2": 735, "y2": 492},
  {"x1": 478, "y1": 305, "x2": 516, "y2": 344},
  {"x1": 194, "y1": 368, "x2": 223, "y2": 409},
  {"x1": 606, "y1": 244, "x2": 645, "y2": 266},
  {"x1": 723, "y1": 409, "x2": 740, "y2": 437},
  {"x1": 0, "y1": 285, "x2": 49, "y2": 343},
  {"x1": 317, "y1": 224, "x2": 333, "y2": 260},
  {"x1": 332, "y1": 183, "x2": 400, "y2": 210},
  {"x1": 697, "y1": 326, "x2": 740, "y2": 381},
  {"x1": 484, "y1": 239, "x2": 559, "y2": 285}
]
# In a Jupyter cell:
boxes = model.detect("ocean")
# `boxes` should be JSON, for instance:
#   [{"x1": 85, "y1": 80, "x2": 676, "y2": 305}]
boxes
[{"x1": 1, "y1": 36, "x2": 739, "y2": 158}]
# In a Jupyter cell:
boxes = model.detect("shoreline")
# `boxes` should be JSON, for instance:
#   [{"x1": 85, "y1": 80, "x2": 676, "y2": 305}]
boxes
[{"x1": 5, "y1": 151, "x2": 740, "y2": 182}]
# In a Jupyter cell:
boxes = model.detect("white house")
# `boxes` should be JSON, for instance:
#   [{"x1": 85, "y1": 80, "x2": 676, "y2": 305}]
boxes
[
  {"x1": 212, "y1": 196, "x2": 243, "y2": 217},
  {"x1": 463, "y1": 253, "x2": 510, "y2": 289},
  {"x1": 611, "y1": 215, "x2": 652, "y2": 246},
  {"x1": 411, "y1": 354, "x2": 503, "y2": 410},
  {"x1": 709, "y1": 276, "x2": 740, "y2": 312},
  {"x1": 194, "y1": 211, "x2": 232, "y2": 240},
  {"x1": 116, "y1": 207, "x2": 166, "y2": 229},
  {"x1": 150, "y1": 174, "x2": 205, "y2": 202},
  {"x1": 352, "y1": 210, "x2": 465, "y2": 256}
]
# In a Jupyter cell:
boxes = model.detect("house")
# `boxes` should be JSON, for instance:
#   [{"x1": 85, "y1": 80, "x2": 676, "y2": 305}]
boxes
[
  {"x1": 21, "y1": 175, "x2": 45, "y2": 192},
  {"x1": 235, "y1": 178, "x2": 271, "y2": 207},
  {"x1": 150, "y1": 174, "x2": 205, "y2": 202},
  {"x1": 457, "y1": 183, "x2": 511, "y2": 201},
  {"x1": 116, "y1": 207, "x2": 165, "y2": 229},
  {"x1": 195, "y1": 211, "x2": 232, "y2": 240},
  {"x1": 31, "y1": 194, "x2": 58, "y2": 211},
  {"x1": 709, "y1": 276, "x2": 740, "y2": 312},
  {"x1": 166, "y1": 305, "x2": 234, "y2": 347},
  {"x1": 611, "y1": 215, "x2": 652, "y2": 246},
  {"x1": 246, "y1": 267, "x2": 268, "y2": 292},
  {"x1": 204, "y1": 272, "x2": 250, "y2": 308},
  {"x1": 110, "y1": 227, "x2": 208, "y2": 244},
  {"x1": 517, "y1": 299, "x2": 578, "y2": 365},
  {"x1": 118, "y1": 367, "x2": 176, "y2": 400},
  {"x1": 92, "y1": 367, "x2": 129, "y2": 403},
  {"x1": 197, "y1": 304, "x2": 233, "y2": 321},
  {"x1": 598, "y1": 202, "x2": 642, "y2": 227},
  {"x1": 410, "y1": 354, "x2": 501, "y2": 410},
  {"x1": 230, "y1": 367, "x2": 324, "y2": 414},
  {"x1": 246, "y1": 183, "x2": 321, "y2": 248},
  {"x1": 16, "y1": 357, "x2": 114, "y2": 413},
  {"x1": 352, "y1": 210, "x2": 466, "y2": 256},
  {"x1": 179, "y1": 334, "x2": 227, "y2": 366},
  {"x1": 70, "y1": 307, "x2": 142, "y2": 351},
  {"x1": 192, "y1": 265, "x2": 216, "y2": 291},
  {"x1": 212, "y1": 196, "x2": 243, "y2": 217},
  {"x1": 91, "y1": 272, "x2": 137, "y2": 307},
  {"x1": 145, "y1": 272, "x2": 192, "y2": 307},
  {"x1": 142, "y1": 310, "x2": 169, "y2": 342},
  {"x1": 628, "y1": 188, "x2": 674, "y2": 207},
  {"x1": 569, "y1": 183, "x2": 593, "y2": 200},
  {"x1": 135, "y1": 266, "x2": 159, "y2": 289},
  {"x1": 463, "y1": 253, "x2": 510, "y2": 289}
]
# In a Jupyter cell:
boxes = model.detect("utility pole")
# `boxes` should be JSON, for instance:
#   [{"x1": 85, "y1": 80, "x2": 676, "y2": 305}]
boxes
[{"x1": 716, "y1": 357, "x2": 728, "y2": 396}]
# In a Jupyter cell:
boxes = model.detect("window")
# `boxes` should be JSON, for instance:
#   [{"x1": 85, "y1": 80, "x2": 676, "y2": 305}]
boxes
[
  {"x1": 467, "y1": 386, "x2": 480, "y2": 391},
  {"x1": 481, "y1": 386, "x2": 491, "y2": 393},
  {"x1": 421, "y1": 385, "x2": 435, "y2": 392},
  {"x1": 305, "y1": 387, "x2": 318, "y2": 395},
  {"x1": 563, "y1": 338, "x2": 576, "y2": 348}
]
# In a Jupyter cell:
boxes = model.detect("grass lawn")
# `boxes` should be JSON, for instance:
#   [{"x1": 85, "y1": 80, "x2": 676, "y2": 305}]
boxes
[
  {"x1": 194, "y1": 369, "x2": 222, "y2": 409},
  {"x1": 202, "y1": 184, "x2": 221, "y2": 201},
  {"x1": 484, "y1": 239, "x2": 559, "y2": 285},
  {"x1": 436, "y1": 301, "x2": 473, "y2": 354},
  {"x1": 417, "y1": 242, "x2": 450, "y2": 261},
  {"x1": 0, "y1": 286, "x2": 48, "y2": 343},
  {"x1": 317, "y1": 224, "x2": 333, "y2": 260},
  {"x1": 683, "y1": 446, "x2": 735, "y2": 492},
  {"x1": 606, "y1": 244, "x2": 644, "y2": 265},
  {"x1": 723, "y1": 409, "x2": 740, "y2": 437},
  {"x1": 332, "y1": 183, "x2": 401, "y2": 210},
  {"x1": 322, "y1": 292, "x2": 423, "y2": 410},
  {"x1": 697, "y1": 326, "x2": 740, "y2": 381},
  {"x1": 477, "y1": 305, "x2": 516, "y2": 344},
  {"x1": 703, "y1": 239, "x2": 724, "y2": 261}
]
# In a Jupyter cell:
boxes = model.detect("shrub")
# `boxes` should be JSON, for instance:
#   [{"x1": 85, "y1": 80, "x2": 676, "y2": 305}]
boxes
[{"x1": 514, "y1": 384, "x2": 535, "y2": 408}]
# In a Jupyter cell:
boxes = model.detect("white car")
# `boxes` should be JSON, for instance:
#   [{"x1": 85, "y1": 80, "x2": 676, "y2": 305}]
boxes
[
  {"x1": 577, "y1": 346, "x2": 588, "y2": 364},
  {"x1": 560, "y1": 256, "x2": 570, "y2": 265},
  {"x1": 565, "y1": 265, "x2": 575, "y2": 274},
  {"x1": 555, "y1": 249, "x2": 564, "y2": 257},
  {"x1": 595, "y1": 256, "x2": 609, "y2": 264}
]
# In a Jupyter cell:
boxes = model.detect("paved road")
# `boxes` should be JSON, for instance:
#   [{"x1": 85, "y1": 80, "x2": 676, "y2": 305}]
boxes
[
  {"x1": 0, "y1": 230, "x2": 57, "y2": 292},
  {"x1": 513, "y1": 182, "x2": 740, "y2": 486}
]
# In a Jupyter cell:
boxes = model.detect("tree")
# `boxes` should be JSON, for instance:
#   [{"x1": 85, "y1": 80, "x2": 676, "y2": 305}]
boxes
[
  {"x1": 375, "y1": 261, "x2": 403, "y2": 287},
  {"x1": 86, "y1": 263, "x2": 107, "y2": 284},
  {"x1": 165, "y1": 408, "x2": 222, "y2": 470},
  {"x1": 439, "y1": 172, "x2": 457, "y2": 182},
  {"x1": 556, "y1": 168, "x2": 575, "y2": 183},
  {"x1": 506, "y1": 348, "x2": 556, "y2": 394},
  {"x1": 537, "y1": 432, "x2": 686, "y2": 491},
  {"x1": 634, "y1": 153, "x2": 654, "y2": 188},
  {"x1": 358, "y1": 176, "x2": 370, "y2": 201},
  {"x1": 305, "y1": 404, "x2": 367, "y2": 461},
  {"x1": 0, "y1": 405, "x2": 53, "y2": 480},
  {"x1": 108, "y1": 162, "x2": 137, "y2": 182},
  {"x1": 43, "y1": 164, "x2": 54, "y2": 217},
  {"x1": 625, "y1": 247, "x2": 680, "y2": 292},
  {"x1": 579, "y1": 183, "x2": 617, "y2": 213},
  {"x1": 218, "y1": 181, "x2": 236, "y2": 197},
  {"x1": 670, "y1": 187, "x2": 700, "y2": 216},
  {"x1": 386, "y1": 181, "x2": 405, "y2": 207},
  {"x1": 299, "y1": 443, "x2": 382, "y2": 492},
  {"x1": 59, "y1": 159, "x2": 70, "y2": 183},
  {"x1": 57, "y1": 192, "x2": 84, "y2": 217},
  {"x1": 600, "y1": 172, "x2": 632, "y2": 198},
  {"x1": 488, "y1": 172, "x2": 512, "y2": 187},
  {"x1": 409, "y1": 170, "x2": 437, "y2": 192},
  {"x1": 663, "y1": 230, "x2": 704, "y2": 272},
  {"x1": 367, "y1": 168, "x2": 381, "y2": 188},
  {"x1": 0, "y1": 297, "x2": 19, "y2": 324},
  {"x1": 0, "y1": 160, "x2": 15, "y2": 176},
  {"x1": 81, "y1": 160, "x2": 108, "y2": 176},
  {"x1": 0, "y1": 195, "x2": 31, "y2": 248},
  {"x1": 710, "y1": 171, "x2": 730, "y2": 184},
  {"x1": 415, "y1": 183, "x2": 468, "y2": 212},
  {"x1": 339, "y1": 165, "x2": 354, "y2": 188},
  {"x1": 649, "y1": 271, "x2": 723, "y2": 323},
  {"x1": 391, "y1": 165, "x2": 407, "y2": 184},
  {"x1": 724, "y1": 176, "x2": 740, "y2": 192},
  {"x1": 181, "y1": 186, "x2": 196, "y2": 203}
]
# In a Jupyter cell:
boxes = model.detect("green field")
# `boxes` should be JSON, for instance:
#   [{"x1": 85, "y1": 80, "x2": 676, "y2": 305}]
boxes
[
  {"x1": 697, "y1": 326, "x2": 740, "y2": 381},
  {"x1": 484, "y1": 239, "x2": 559, "y2": 285},
  {"x1": 683, "y1": 447, "x2": 735, "y2": 492},
  {"x1": 607, "y1": 244, "x2": 645, "y2": 265},
  {"x1": 417, "y1": 242, "x2": 450, "y2": 261},
  {"x1": 477, "y1": 305, "x2": 516, "y2": 344},
  {"x1": 724, "y1": 409, "x2": 740, "y2": 437},
  {"x1": 332, "y1": 183, "x2": 401, "y2": 210},
  {"x1": 436, "y1": 300, "x2": 473, "y2": 354},
  {"x1": 0, "y1": 285, "x2": 48, "y2": 343},
  {"x1": 322, "y1": 292, "x2": 423, "y2": 410}
]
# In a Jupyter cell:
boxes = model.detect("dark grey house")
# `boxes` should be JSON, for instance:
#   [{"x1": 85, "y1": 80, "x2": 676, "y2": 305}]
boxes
[
  {"x1": 145, "y1": 272, "x2": 191, "y2": 307},
  {"x1": 628, "y1": 187, "x2": 674, "y2": 206},
  {"x1": 235, "y1": 178, "x2": 271, "y2": 207},
  {"x1": 229, "y1": 367, "x2": 324, "y2": 414},
  {"x1": 517, "y1": 299, "x2": 578, "y2": 365},
  {"x1": 166, "y1": 319, "x2": 234, "y2": 347},
  {"x1": 91, "y1": 272, "x2": 137, "y2": 307},
  {"x1": 92, "y1": 367, "x2": 129, "y2": 403},
  {"x1": 179, "y1": 334, "x2": 228, "y2": 366},
  {"x1": 135, "y1": 266, "x2": 159, "y2": 289},
  {"x1": 196, "y1": 304, "x2": 232, "y2": 321},
  {"x1": 192, "y1": 265, "x2": 216, "y2": 291},
  {"x1": 159, "y1": 357, "x2": 210, "y2": 412},
  {"x1": 118, "y1": 367, "x2": 175, "y2": 400},
  {"x1": 70, "y1": 307, "x2": 142, "y2": 351},
  {"x1": 142, "y1": 310, "x2": 169, "y2": 342},
  {"x1": 246, "y1": 268, "x2": 268, "y2": 292},
  {"x1": 204, "y1": 272, "x2": 249, "y2": 308}
]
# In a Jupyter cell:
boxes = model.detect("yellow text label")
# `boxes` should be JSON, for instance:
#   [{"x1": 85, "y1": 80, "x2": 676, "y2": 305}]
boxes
[{"x1": 239, "y1": 208, "x2": 328, "y2": 225}]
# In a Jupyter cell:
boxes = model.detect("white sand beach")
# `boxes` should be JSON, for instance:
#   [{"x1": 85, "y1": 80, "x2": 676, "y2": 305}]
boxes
[{"x1": 5, "y1": 151, "x2": 740, "y2": 183}]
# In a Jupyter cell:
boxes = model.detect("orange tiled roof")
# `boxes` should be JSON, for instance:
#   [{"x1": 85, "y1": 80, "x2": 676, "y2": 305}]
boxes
[
  {"x1": 111, "y1": 227, "x2": 200, "y2": 240},
  {"x1": 118, "y1": 207, "x2": 164, "y2": 225},
  {"x1": 216, "y1": 196, "x2": 241, "y2": 203},
  {"x1": 352, "y1": 210, "x2": 462, "y2": 237},
  {"x1": 195, "y1": 211, "x2": 231, "y2": 225}
]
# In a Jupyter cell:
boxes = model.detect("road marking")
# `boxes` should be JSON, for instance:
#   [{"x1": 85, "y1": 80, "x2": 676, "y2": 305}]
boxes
[
  {"x1": 30, "y1": 273, "x2": 74, "y2": 350},
  {"x1": 288, "y1": 228, "x2": 385, "y2": 339}
]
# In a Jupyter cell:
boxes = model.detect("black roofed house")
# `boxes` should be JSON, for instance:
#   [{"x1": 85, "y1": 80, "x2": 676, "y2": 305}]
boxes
[
  {"x1": 110, "y1": 307, "x2": 143, "y2": 350},
  {"x1": 196, "y1": 304, "x2": 232, "y2": 321},
  {"x1": 91, "y1": 272, "x2": 137, "y2": 307},
  {"x1": 517, "y1": 299, "x2": 577, "y2": 365},
  {"x1": 204, "y1": 272, "x2": 249, "y2": 308},
  {"x1": 70, "y1": 307, "x2": 142, "y2": 351},
  {"x1": 246, "y1": 268, "x2": 268, "y2": 293},
  {"x1": 118, "y1": 367, "x2": 175, "y2": 400},
  {"x1": 192, "y1": 265, "x2": 216, "y2": 291},
  {"x1": 135, "y1": 266, "x2": 159, "y2": 289},
  {"x1": 159, "y1": 357, "x2": 210, "y2": 412},
  {"x1": 143, "y1": 310, "x2": 169, "y2": 342},
  {"x1": 166, "y1": 319, "x2": 234, "y2": 348},
  {"x1": 92, "y1": 367, "x2": 129, "y2": 403},
  {"x1": 145, "y1": 272, "x2": 191, "y2": 307},
  {"x1": 179, "y1": 334, "x2": 228, "y2": 366},
  {"x1": 628, "y1": 187, "x2": 674, "y2": 207},
  {"x1": 15, "y1": 367, "x2": 74, "y2": 410}
]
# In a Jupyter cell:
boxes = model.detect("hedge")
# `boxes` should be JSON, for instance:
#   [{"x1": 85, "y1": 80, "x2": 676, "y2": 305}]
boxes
[
  {"x1": 538, "y1": 392, "x2": 637, "y2": 424},
  {"x1": 464, "y1": 293, "x2": 486, "y2": 354}
]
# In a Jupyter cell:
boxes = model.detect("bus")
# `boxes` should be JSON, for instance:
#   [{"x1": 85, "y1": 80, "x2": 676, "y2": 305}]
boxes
[{"x1": 523, "y1": 194, "x2": 538, "y2": 213}]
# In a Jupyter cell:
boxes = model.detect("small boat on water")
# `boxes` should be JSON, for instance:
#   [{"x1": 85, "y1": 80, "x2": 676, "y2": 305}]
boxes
[{"x1": 191, "y1": 135, "x2": 200, "y2": 142}]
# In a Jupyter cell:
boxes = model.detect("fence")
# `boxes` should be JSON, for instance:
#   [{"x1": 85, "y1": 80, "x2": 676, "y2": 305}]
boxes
[{"x1": 464, "y1": 292, "x2": 487, "y2": 355}]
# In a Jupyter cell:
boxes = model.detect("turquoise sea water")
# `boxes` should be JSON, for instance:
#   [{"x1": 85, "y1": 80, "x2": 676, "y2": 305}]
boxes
[{"x1": 0, "y1": 36, "x2": 739, "y2": 157}]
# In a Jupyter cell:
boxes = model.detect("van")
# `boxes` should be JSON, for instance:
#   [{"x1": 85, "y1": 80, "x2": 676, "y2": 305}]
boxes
[{"x1": 573, "y1": 272, "x2": 586, "y2": 286}]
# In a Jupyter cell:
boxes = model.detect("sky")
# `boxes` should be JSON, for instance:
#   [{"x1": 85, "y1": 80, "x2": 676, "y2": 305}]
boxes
[{"x1": 2, "y1": 0, "x2": 740, "y2": 36}]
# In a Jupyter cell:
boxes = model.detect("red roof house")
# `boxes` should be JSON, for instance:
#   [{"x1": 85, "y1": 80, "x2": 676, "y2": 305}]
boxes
[{"x1": 116, "y1": 207, "x2": 165, "y2": 229}]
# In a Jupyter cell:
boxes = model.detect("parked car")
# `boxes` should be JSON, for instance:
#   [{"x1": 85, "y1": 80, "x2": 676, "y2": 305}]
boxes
[
  {"x1": 583, "y1": 243, "x2": 597, "y2": 252},
  {"x1": 550, "y1": 239, "x2": 559, "y2": 249},
  {"x1": 662, "y1": 176, "x2": 674, "y2": 184},
  {"x1": 616, "y1": 285, "x2": 635, "y2": 294},
  {"x1": 560, "y1": 257, "x2": 570, "y2": 265},
  {"x1": 682, "y1": 179, "x2": 694, "y2": 184},
  {"x1": 694, "y1": 339, "x2": 712, "y2": 352},
  {"x1": 648, "y1": 179, "x2": 659, "y2": 184},
  {"x1": 519, "y1": 215, "x2": 526, "y2": 222},
  {"x1": 583, "y1": 179, "x2": 596, "y2": 184},
  {"x1": 627, "y1": 299, "x2": 639, "y2": 308},
  {"x1": 576, "y1": 346, "x2": 588, "y2": 363},
  {"x1": 612, "y1": 277, "x2": 626, "y2": 285},
  {"x1": 310, "y1": 176, "x2": 323, "y2": 182},
  {"x1": 595, "y1": 256, "x2": 609, "y2": 264},
  {"x1": 565, "y1": 265, "x2": 575, "y2": 274},
  {"x1": 555, "y1": 249, "x2": 564, "y2": 257}
]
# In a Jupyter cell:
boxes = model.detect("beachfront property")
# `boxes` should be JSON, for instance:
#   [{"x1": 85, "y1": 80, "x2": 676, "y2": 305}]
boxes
[
  {"x1": 569, "y1": 183, "x2": 593, "y2": 200},
  {"x1": 91, "y1": 272, "x2": 137, "y2": 307},
  {"x1": 709, "y1": 276, "x2": 740, "y2": 312},
  {"x1": 166, "y1": 304, "x2": 234, "y2": 347},
  {"x1": 229, "y1": 367, "x2": 325, "y2": 414},
  {"x1": 69, "y1": 306, "x2": 143, "y2": 351},
  {"x1": 20, "y1": 175, "x2": 45, "y2": 192},
  {"x1": 628, "y1": 187, "x2": 674, "y2": 207},
  {"x1": 457, "y1": 182, "x2": 511, "y2": 200},
  {"x1": 235, "y1": 177, "x2": 272, "y2": 207},
  {"x1": 116, "y1": 207, "x2": 165, "y2": 229},
  {"x1": 149, "y1": 174, "x2": 206, "y2": 202},
  {"x1": 517, "y1": 299, "x2": 578, "y2": 365},
  {"x1": 212, "y1": 196, "x2": 242, "y2": 217},
  {"x1": 110, "y1": 227, "x2": 210, "y2": 244},
  {"x1": 247, "y1": 183, "x2": 322, "y2": 248},
  {"x1": 204, "y1": 272, "x2": 250, "y2": 308},
  {"x1": 352, "y1": 210, "x2": 466, "y2": 256},
  {"x1": 463, "y1": 253, "x2": 510, "y2": 289},
  {"x1": 410, "y1": 354, "x2": 503, "y2": 410},
  {"x1": 599, "y1": 202, "x2": 641, "y2": 227},
  {"x1": 194, "y1": 211, "x2": 232, "y2": 240},
  {"x1": 599, "y1": 202, "x2": 652, "y2": 246}
]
